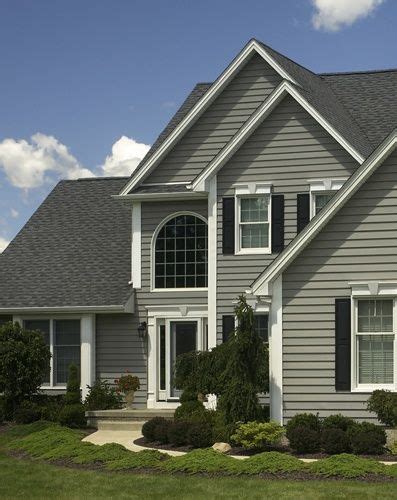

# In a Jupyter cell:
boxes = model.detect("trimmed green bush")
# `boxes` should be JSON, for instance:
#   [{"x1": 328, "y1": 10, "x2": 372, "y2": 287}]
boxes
[
  {"x1": 309, "y1": 453, "x2": 387, "y2": 478},
  {"x1": 152, "y1": 418, "x2": 171, "y2": 444},
  {"x1": 231, "y1": 421, "x2": 284, "y2": 450},
  {"x1": 142, "y1": 417, "x2": 167, "y2": 442},
  {"x1": 286, "y1": 413, "x2": 321, "y2": 436},
  {"x1": 287, "y1": 425, "x2": 321, "y2": 454},
  {"x1": 167, "y1": 420, "x2": 190, "y2": 446},
  {"x1": 240, "y1": 451, "x2": 307, "y2": 474},
  {"x1": 14, "y1": 401, "x2": 41, "y2": 424},
  {"x1": 187, "y1": 422, "x2": 214, "y2": 448},
  {"x1": 321, "y1": 428, "x2": 351, "y2": 455},
  {"x1": 322, "y1": 414, "x2": 355, "y2": 432},
  {"x1": 179, "y1": 389, "x2": 198, "y2": 403},
  {"x1": 84, "y1": 379, "x2": 122, "y2": 411},
  {"x1": 347, "y1": 422, "x2": 386, "y2": 455},
  {"x1": 58, "y1": 403, "x2": 86, "y2": 429},
  {"x1": 174, "y1": 400, "x2": 205, "y2": 420},
  {"x1": 107, "y1": 449, "x2": 167, "y2": 470},
  {"x1": 367, "y1": 390, "x2": 397, "y2": 427},
  {"x1": 64, "y1": 364, "x2": 81, "y2": 405},
  {"x1": 161, "y1": 448, "x2": 237, "y2": 474}
]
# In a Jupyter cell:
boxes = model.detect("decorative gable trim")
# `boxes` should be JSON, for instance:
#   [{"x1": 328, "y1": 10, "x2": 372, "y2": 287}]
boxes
[
  {"x1": 191, "y1": 80, "x2": 364, "y2": 192},
  {"x1": 119, "y1": 39, "x2": 298, "y2": 196},
  {"x1": 349, "y1": 280, "x2": 397, "y2": 297},
  {"x1": 251, "y1": 130, "x2": 397, "y2": 296}
]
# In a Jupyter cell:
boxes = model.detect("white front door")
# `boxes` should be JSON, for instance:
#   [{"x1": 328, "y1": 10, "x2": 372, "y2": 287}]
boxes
[{"x1": 157, "y1": 318, "x2": 207, "y2": 401}]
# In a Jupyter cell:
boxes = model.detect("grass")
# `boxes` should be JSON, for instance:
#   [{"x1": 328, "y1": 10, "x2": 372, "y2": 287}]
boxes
[{"x1": 0, "y1": 423, "x2": 397, "y2": 499}]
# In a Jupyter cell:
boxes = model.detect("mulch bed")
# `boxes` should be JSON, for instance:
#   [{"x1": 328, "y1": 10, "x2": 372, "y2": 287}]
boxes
[{"x1": 135, "y1": 437, "x2": 397, "y2": 462}]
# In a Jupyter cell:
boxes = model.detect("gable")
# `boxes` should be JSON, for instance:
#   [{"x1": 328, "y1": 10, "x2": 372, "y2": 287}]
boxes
[
  {"x1": 284, "y1": 149, "x2": 397, "y2": 285},
  {"x1": 140, "y1": 53, "x2": 283, "y2": 185},
  {"x1": 217, "y1": 95, "x2": 358, "y2": 188}
]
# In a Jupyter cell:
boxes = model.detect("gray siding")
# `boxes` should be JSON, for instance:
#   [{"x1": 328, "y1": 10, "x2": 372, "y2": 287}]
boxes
[
  {"x1": 96, "y1": 313, "x2": 147, "y2": 408},
  {"x1": 216, "y1": 95, "x2": 359, "y2": 340},
  {"x1": 282, "y1": 150, "x2": 397, "y2": 421},
  {"x1": 144, "y1": 54, "x2": 282, "y2": 184}
]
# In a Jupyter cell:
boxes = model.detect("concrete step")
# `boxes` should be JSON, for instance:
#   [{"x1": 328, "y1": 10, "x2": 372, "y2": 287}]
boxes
[{"x1": 96, "y1": 420, "x2": 146, "y2": 432}]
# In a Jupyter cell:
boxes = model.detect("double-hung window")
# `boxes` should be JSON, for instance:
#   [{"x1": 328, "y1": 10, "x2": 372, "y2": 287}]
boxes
[
  {"x1": 312, "y1": 192, "x2": 333, "y2": 216},
  {"x1": 354, "y1": 299, "x2": 395, "y2": 389},
  {"x1": 237, "y1": 195, "x2": 271, "y2": 253},
  {"x1": 23, "y1": 318, "x2": 81, "y2": 387},
  {"x1": 254, "y1": 314, "x2": 269, "y2": 343}
]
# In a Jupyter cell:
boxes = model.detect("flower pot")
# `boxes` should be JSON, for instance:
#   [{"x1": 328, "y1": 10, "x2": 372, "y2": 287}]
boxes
[{"x1": 124, "y1": 390, "x2": 135, "y2": 410}]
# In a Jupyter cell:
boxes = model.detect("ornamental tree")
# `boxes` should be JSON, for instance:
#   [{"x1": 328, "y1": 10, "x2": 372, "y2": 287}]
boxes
[{"x1": 0, "y1": 322, "x2": 51, "y2": 412}]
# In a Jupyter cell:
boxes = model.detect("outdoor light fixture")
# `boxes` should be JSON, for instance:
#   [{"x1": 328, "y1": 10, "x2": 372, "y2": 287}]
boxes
[{"x1": 137, "y1": 321, "x2": 147, "y2": 339}]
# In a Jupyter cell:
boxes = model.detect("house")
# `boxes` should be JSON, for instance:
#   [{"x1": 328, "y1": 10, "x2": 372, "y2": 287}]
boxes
[{"x1": 1, "y1": 39, "x2": 397, "y2": 423}]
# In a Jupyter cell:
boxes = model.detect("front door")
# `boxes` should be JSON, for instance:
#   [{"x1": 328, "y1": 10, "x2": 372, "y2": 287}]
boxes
[{"x1": 158, "y1": 318, "x2": 206, "y2": 401}]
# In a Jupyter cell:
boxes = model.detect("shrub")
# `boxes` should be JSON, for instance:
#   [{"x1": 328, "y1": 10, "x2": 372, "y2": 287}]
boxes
[
  {"x1": 367, "y1": 390, "x2": 397, "y2": 427},
  {"x1": 179, "y1": 389, "x2": 198, "y2": 403},
  {"x1": 64, "y1": 364, "x2": 81, "y2": 405},
  {"x1": 231, "y1": 421, "x2": 284, "y2": 450},
  {"x1": 174, "y1": 400, "x2": 205, "y2": 420},
  {"x1": 58, "y1": 403, "x2": 86, "y2": 428},
  {"x1": 152, "y1": 418, "x2": 171, "y2": 444},
  {"x1": 212, "y1": 410, "x2": 236, "y2": 443},
  {"x1": 167, "y1": 420, "x2": 190, "y2": 446},
  {"x1": 240, "y1": 451, "x2": 307, "y2": 474},
  {"x1": 161, "y1": 448, "x2": 237, "y2": 474},
  {"x1": 321, "y1": 428, "x2": 351, "y2": 455},
  {"x1": 390, "y1": 441, "x2": 397, "y2": 455},
  {"x1": 84, "y1": 379, "x2": 123, "y2": 411},
  {"x1": 286, "y1": 413, "x2": 321, "y2": 438},
  {"x1": 142, "y1": 417, "x2": 168, "y2": 442},
  {"x1": 38, "y1": 399, "x2": 63, "y2": 422},
  {"x1": 322, "y1": 414, "x2": 355, "y2": 432},
  {"x1": 0, "y1": 322, "x2": 51, "y2": 413},
  {"x1": 347, "y1": 422, "x2": 386, "y2": 455},
  {"x1": 309, "y1": 453, "x2": 386, "y2": 478},
  {"x1": 187, "y1": 422, "x2": 214, "y2": 448},
  {"x1": 14, "y1": 401, "x2": 41, "y2": 424},
  {"x1": 107, "y1": 449, "x2": 167, "y2": 470},
  {"x1": 287, "y1": 425, "x2": 321, "y2": 453}
]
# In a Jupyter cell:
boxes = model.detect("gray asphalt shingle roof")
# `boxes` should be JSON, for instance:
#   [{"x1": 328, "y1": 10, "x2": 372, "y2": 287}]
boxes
[{"x1": 0, "y1": 178, "x2": 133, "y2": 309}]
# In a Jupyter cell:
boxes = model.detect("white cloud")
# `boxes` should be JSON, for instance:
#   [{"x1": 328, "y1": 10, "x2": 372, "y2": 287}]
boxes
[
  {"x1": 0, "y1": 237, "x2": 9, "y2": 253},
  {"x1": 101, "y1": 136, "x2": 150, "y2": 177},
  {"x1": 0, "y1": 133, "x2": 94, "y2": 189},
  {"x1": 311, "y1": 0, "x2": 385, "y2": 32},
  {"x1": 162, "y1": 101, "x2": 176, "y2": 109},
  {"x1": 10, "y1": 208, "x2": 18, "y2": 218}
]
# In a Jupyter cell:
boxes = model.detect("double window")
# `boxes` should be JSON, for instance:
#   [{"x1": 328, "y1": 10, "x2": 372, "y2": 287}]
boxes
[
  {"x1": 154, "y1": 213, "x2": 208, "y2": 290},
  {"x1": 237, "y1": 195, "x2": 271, "y2": 253},
  {"x1": 23, "y1": 319, "x2": 81, "y2": 387},
  {"x1": 354, "y1": 299, "x2": 395, "y2": 389}
]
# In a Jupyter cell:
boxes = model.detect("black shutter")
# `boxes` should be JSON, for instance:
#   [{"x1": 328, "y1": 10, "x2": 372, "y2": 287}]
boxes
[
  {"x1": 222, "y1": 315, "x2": 235, "y2": 343},
  {"x1": 335, "y1": 298, "x2": 351, "y2": 391},
  {"x1": 271, "y1": 194, "x2": 284, "y2": 253},
  {"x1": 297, "y1": 193, "x2": 310, "y2": 233},
  {"x1": 222, "y1": 198, "x2": 235, "y2": 254}
]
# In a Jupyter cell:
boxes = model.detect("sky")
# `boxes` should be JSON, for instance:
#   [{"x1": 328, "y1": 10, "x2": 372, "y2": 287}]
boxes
[{"x1": 0, "y1": 0, "x2": 396, "y2": 251}]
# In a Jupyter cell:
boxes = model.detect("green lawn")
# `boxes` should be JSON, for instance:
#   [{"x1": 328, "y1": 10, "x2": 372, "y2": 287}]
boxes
[{"x1": 0, "y1": 451, "x2": 396, "y2": 500}]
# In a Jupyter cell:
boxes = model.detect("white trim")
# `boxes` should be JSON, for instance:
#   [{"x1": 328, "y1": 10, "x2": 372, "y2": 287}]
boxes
[
  {"x1": 80, "y1": 314, "x2": 96, "y2": 399},
  {"x1": 141, "y1": 181, "x2": 190, "y2": 187},
  {"x1": 351, "y1": 297, "x2": 396, "y2": 392},
  {"x1": 207, "y1": 176, "x2": 217, "y2": 349},
  {"x1": 192, "y1": 82, "x2": 364, "y2": 192},
  {"x1": 150, "y1": 211, "x2": 208, "y2": 292},
  {"x1": 131, "y1": 202, "x2": 142, "y2": 289},
  {"x1": 252, "y1": 131, "x2": 397, "y2": 296},
  {"x1": 308, "y1": 178, "x2": 347, "y2": 219},
  {"x1": 235, "y1": 192, "x2": 272, "y2": 255},
  {"x1": 269, "y1": 274, "x2": 283, "y2": 424},
  {"x1": 119, "y1": 39, "x2": 298, "y2": 195},
  {"x1": 146, "y1": 304, "x2": 208, "y2": 408},
  {"x1": 3, "y1": 305, "x2": 130, "y2": 314},
  {"x1": 113, "y1": 192, "x2": 207, "y2": 202},
  {"x1": 349, "y1": 281, "x2": 397, "y2": 297},
  {"x1": 233, "y1": 182, "x2": 272, "y2": 196}
]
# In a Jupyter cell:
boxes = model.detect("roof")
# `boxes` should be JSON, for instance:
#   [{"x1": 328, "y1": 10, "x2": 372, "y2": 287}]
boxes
[
  {"x1": 123, "y1": 40, "x2": 397, "y2": 195},
  {"x1": 0, "y1": 178, "x2": 133, "y2": 310},
  {"x1": 251, "y1": 128, "x2": 397, "y2": 296}
]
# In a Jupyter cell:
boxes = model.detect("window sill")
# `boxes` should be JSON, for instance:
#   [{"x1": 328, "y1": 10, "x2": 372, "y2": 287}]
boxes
[
  {"x1": 351, "y1": 385, "x2": 395, "y2": 393},
  {"x1": 40, "y1": 386, "x2": 67, "y2": 390},
  {"x1": 151, "y1": 288, "x2": 208, "y2": 293},
  {"x1": 235, "y1": 249, "x2": 272, "y2": 256}
]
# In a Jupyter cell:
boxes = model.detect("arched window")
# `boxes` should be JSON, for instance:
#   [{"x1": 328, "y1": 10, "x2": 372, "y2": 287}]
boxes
[{"x1": 154, "y1": 213, "x2": 208, "y2": 289}]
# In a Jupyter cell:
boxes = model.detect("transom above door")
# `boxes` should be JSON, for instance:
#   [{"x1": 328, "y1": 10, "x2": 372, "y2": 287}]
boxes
[{"x1": 157, "y1": 318, "x2": 207, "y2": 402}]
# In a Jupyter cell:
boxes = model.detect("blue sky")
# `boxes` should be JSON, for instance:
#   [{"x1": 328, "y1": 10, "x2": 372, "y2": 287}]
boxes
[{"x1": 0, "y1": 0, "x2": 395, "y2": 249}]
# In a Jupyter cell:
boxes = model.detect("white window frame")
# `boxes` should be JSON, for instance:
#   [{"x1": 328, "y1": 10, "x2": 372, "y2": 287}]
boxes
[
  {"x1": 233, "y1": 183, "x2": 272, "y2": 255},
  {"x1": 151, "y1": 211, "x2": 208, "y2": 292},
  {"x1": 307, "y1": 178, "x2": 347, "y2": 219},
  {"x1": 351, "y1": 297, "x2": 397, "y2": 392}
]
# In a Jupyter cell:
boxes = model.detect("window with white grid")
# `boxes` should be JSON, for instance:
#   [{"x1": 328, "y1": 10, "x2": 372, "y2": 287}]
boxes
[{"x1": 237, "y1": 196, "x2": 270, "y2": 252}]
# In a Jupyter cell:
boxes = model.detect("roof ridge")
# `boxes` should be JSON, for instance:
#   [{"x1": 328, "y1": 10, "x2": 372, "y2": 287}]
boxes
[
  {"x1": 62, "y1": 176, "x2": 130, "y2": 183},
  {"x1": 321, "y1": 68, "x2": 397, "y2": 76}
]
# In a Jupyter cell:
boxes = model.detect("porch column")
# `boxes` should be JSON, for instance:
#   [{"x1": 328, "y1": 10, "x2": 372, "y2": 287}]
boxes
[
  {"x1": 269, "y1": 274, "x2": 283, "y2": 424},
  {"x1": 80, "y1": 314, "x2": 96, "y2": 399}
]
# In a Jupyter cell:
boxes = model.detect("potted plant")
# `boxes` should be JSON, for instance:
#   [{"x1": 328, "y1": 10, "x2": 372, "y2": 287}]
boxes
[{"x1": 114, "y1": 370, "x2": 140, "y2": 410}]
